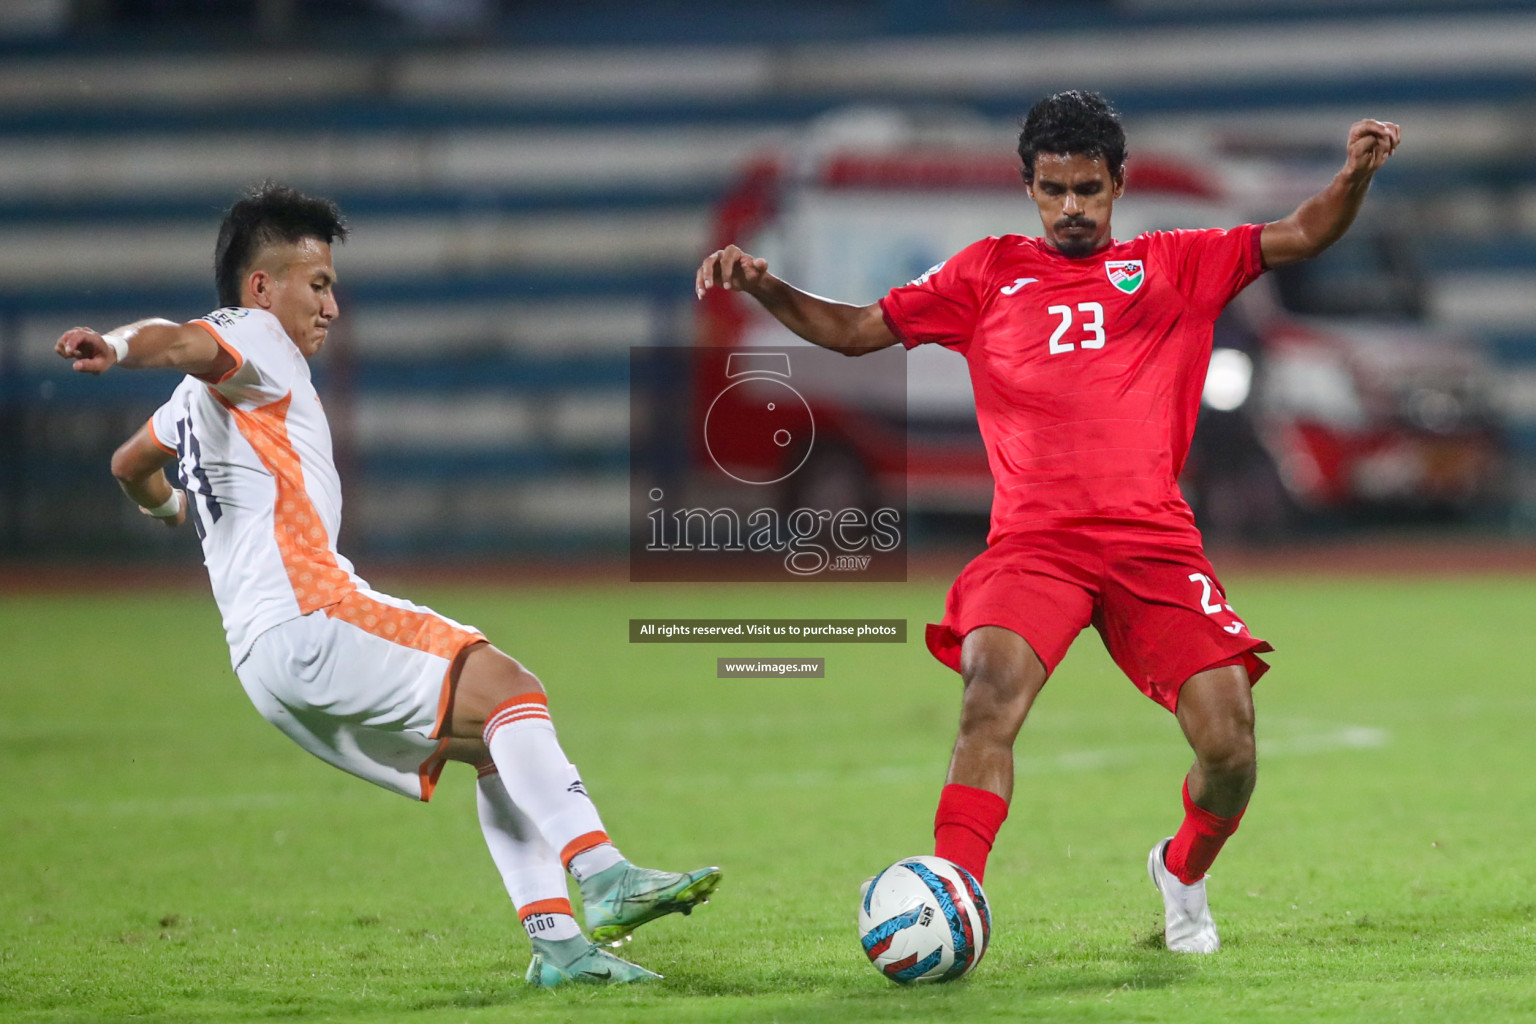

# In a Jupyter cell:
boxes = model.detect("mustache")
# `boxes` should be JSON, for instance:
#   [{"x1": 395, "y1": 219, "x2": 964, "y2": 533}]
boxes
[{"x1": 1055, "y1": 215, "x2": 1096, "y2": 232}]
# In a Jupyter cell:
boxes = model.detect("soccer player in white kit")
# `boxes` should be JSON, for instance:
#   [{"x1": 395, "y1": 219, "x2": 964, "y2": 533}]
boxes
[{"x1": 55, "y1": 183, "x2": 720, "y2": 988}]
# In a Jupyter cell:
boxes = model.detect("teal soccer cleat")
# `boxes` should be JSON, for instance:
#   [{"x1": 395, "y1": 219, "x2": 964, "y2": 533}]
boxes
[
  {"x1": 524, "y1": 937, "x2": 662, "y2": 987},
  {"x1": 581, "y1": 863, "x2": 723, "y2": 945}
]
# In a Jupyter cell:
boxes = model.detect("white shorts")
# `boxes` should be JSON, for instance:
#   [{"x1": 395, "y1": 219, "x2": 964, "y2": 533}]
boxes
[{"x1": 235, "y1": 586, "x2": 485, "y2": 801}]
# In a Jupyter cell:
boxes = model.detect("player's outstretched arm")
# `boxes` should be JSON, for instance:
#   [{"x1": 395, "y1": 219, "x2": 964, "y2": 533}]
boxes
[
  {"x1": 1260, "y1": 119, "x2": 1401, "y2": 268},
  {"x1": 55, "y1": 318, "x2": 234, "y2": 378},
  {"x1": 695, "y1": 244, "x2": 899, "y2": 355},
  {"x1": 110, "y1": 422, "x2": 186, "y2": 529}
]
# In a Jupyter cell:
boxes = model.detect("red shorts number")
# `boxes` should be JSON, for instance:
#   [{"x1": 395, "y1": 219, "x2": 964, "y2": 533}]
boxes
[{"x1": 925, "y1": 518, "x2": 1271, "y2": 712}]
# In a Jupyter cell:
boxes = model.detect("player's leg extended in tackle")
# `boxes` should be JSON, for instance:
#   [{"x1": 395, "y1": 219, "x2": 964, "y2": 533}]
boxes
[{"x1": 442, "y1": 643, "x2": 721, "y2": 984}]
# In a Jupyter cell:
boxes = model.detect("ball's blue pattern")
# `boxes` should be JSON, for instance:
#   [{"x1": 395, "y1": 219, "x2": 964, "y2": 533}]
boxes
[
  {"x1": 888, "y1": 948, "x2": 943, "y2": 983},
  {"x1": 859, "y1": 905, "x2": 923, "y2": 955},
  {"x1": 902, "y1": 859, "x2": 975, "y2": 979}
]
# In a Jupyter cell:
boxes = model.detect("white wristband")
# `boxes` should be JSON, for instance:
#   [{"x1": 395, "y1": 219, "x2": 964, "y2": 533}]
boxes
[
  {"x1": 103, "y1": 331, "x2": 129, "y2": 362},
  {"x1": 143, "y1": 490, "x2": 183, "y2": 518}
]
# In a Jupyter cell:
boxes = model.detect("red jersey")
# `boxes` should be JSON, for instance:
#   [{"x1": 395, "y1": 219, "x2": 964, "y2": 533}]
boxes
[{"x1": 880, "y1": 226, "x2": 1265, "y2": 542}]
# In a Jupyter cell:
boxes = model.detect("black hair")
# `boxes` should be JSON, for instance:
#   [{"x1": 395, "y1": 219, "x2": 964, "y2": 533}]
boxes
[
  {"x1": 1016, "y1": 90, "x2": 1127, "y2": 186},
  {"x1": 213, "y1": 182, "x2": 347, "y2": 307}
]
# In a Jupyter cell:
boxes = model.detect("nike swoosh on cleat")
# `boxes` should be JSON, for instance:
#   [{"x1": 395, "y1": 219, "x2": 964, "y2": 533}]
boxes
[
  {"x1": 618, "y1": 884, "x2": 692, "y2": 905},
  {"x1": 582, "y1": 969, "x2": 612, "y2": 980}
]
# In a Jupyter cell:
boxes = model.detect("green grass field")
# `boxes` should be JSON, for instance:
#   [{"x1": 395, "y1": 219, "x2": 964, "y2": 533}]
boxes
[{"x1": 5, "y1": 571, "x2": 1536, "y2": 1023}]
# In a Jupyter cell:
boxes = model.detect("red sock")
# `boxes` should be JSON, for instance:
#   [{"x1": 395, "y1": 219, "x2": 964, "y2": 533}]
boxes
[
  {"x1": 933, "y1": 784, "x2": 1009, "y2": 883},
  {"x1": 1164, "y1": 778, "x2": 1244, "y2": 885}
]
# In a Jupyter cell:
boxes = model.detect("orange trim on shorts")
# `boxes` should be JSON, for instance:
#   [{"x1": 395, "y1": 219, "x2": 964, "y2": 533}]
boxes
[
  {"x1": 434, "y1": 640, "x2": 486, "y2": 740},
  {"x1": 475, "y1": 760, "x2": 498, "y2": 779},
  {"x1": 190, "y1": 319, "x2": 246, "y2": 384},
  {"x1": 517, "y1": 898, "x2": 574, "y2": 922},
  {"x1": 560, "y1": 831, "x2": 611, "y2": 868},
  {"x1": 436, "y1": 660, "x2": 456, "y2": 740},
  {"x1": 323, "y1": 590, "x2": 486, "y2": 738},
  {"x1": 216, "y1": 390, "x2": 355, "y2": 615},
  {"x1": 145, "y1": 417, "x2": 176, "y2": 456},
  {"x1": 324, "y1": 591, "x2": 486, "y2": 661},
  {"x1": 417, "y1": 738, "x2": 451, "y2": 802}
]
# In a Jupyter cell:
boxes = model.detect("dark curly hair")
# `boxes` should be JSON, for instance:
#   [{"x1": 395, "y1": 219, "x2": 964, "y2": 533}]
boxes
[
  {"x1": 1016, "y1": 90, "x2": 1128, "y2": 186},
  {"x1": 214, "y1": 182, "x2": 348, "y2": 307}
]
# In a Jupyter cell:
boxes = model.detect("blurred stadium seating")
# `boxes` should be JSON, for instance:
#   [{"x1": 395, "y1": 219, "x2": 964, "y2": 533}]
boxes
[{"x1": 3, "y1": 0, "x2": 1535, "y2": 562}]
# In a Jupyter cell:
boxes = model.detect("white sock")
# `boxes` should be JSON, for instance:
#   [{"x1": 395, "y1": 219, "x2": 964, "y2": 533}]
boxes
[
  {"x1": 568, "y1": 843, "x2": 625, "y2": 883},
  {"x1": 482, "y1": 692, "x2": 624, "y2": 874},
  {"x1": 474, "y1": 766, "x2": 582, "y2": 942}
]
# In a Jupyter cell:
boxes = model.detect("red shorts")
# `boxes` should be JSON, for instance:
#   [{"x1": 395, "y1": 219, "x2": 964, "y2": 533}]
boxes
[{"x1": 926, "y1": 518, "x2": 1271, "y2": 712}]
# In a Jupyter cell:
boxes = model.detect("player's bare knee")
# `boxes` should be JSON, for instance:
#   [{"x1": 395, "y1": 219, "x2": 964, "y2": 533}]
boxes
[
  {"x1": 1197, "y1": 729, "x2": 1257, "y2": 782},
  {"x1": 1178, "y1": 665, "x2": 1254, "y2": 769},
  {"x1": 490, "y1": 649, "x2": 544, "y2": 698},
  {"x1": 960, "y1": 628, "x2": 1042, "y2": 692},
  {"x1": 956, "y1": 692, "x2": 1012, "y2": 742},
  {"x1": 448, "y1": 644, "x2": 546, "y2": 740},
  {"x1": 958, "y1": 661, "x2": 1037, "y2": 742}
]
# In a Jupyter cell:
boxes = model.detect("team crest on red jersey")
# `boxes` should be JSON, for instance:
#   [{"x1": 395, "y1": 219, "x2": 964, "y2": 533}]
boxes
[{"x1": 1105, "y1": 260, "x2": 1145, "y2": 294}]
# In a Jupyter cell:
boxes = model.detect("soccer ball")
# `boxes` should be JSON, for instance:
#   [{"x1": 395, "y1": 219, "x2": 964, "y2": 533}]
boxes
[{"x1": 858, "y1": 855, "x2": 991, "y2": 983}]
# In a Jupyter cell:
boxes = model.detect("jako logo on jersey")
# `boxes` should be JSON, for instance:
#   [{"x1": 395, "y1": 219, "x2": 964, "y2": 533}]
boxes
[
  {"x1": 1105, "y1": 260, "x2": 1145, "y2": 294},
  {"x1": 909, "y1": 261, "x2": 946, "y2": 286},
  {"x1": 999, "y1": 277, "x2": 1038, "y2": 295}
]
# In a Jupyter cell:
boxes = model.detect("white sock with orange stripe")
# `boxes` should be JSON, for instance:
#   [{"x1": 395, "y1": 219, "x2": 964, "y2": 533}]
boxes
[
  {"x1": 482, "y1": 691, "x2": 626, "y2": 885},
  {"x1": 475, "y1": 764, "x2": 582, "y2": 941}
]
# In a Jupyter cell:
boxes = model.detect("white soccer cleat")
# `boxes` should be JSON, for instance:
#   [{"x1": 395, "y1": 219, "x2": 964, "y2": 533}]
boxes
[{"x1": 1147, "y1": 838, "x2": 1220, "y2": 954}]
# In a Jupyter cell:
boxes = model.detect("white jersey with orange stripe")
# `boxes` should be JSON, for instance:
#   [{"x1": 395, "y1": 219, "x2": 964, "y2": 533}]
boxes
[{"x1": 149, "y1": 306, "x2": 367, "y2": 668}]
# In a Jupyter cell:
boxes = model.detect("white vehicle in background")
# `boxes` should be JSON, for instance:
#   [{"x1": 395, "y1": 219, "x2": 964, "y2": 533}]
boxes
[{"x1": 698, "y1": 108, "x2": 1505, "y2": 537}]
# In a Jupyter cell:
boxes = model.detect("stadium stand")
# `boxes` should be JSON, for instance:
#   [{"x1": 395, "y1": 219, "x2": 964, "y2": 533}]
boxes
[{"x1": 4, "y1": 0, "x2": 1536, "y2": 560}]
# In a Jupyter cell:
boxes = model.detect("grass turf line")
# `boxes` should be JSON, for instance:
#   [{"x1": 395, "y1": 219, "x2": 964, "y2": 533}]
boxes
[{"x1": 3, "y1": 576, "x2": 1536, "y2": 1022}]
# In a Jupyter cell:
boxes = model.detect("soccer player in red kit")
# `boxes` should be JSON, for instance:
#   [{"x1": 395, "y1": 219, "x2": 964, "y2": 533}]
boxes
[{"x1": 697, "y1": 91, "x2": 1400, "y2": 953}]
